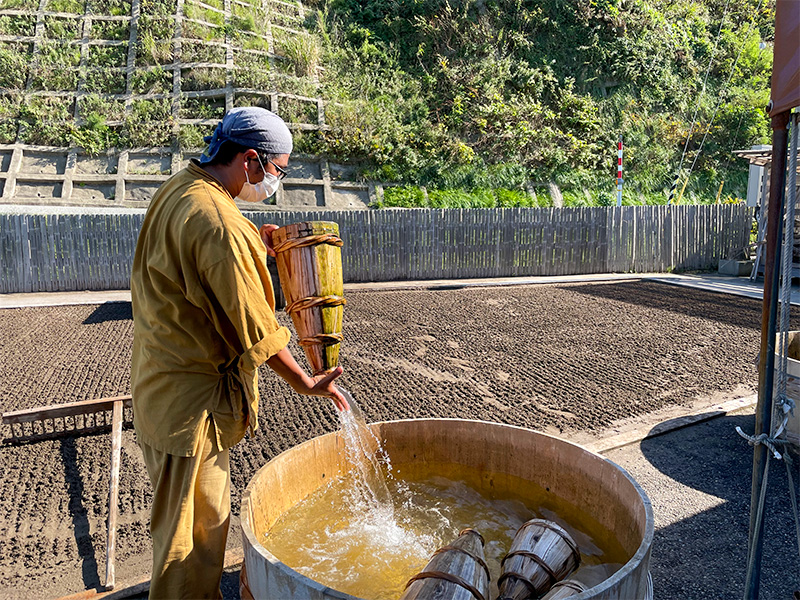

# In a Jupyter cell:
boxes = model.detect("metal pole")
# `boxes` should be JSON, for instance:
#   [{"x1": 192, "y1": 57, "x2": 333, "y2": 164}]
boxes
[
  {"x1": 667, "y1": 173, "x2": 680, "y2": 204},
  {"x1": 745, "y1": 109, "x2": 791, "y2": 599},
  {"x1": 616, "y1": 135, "x2": 623, "y2": 206},
  {"x1": 676, "y1": 174, "x2": 690, "y2": 205}
]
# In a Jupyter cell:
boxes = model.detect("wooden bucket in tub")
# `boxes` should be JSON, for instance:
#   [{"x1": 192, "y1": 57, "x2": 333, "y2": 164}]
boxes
[
  {"x1": 541, "y1": 579, "x2": 589, "y2": 599},
  {"x1": 400, "y1": 528, "x2": 490, "y2": 600},
  {"x1": 497, "y1": 519, "x2": 580, "y2": 600},
  {"x1": 272, "y1": 221, "x2": 345, "y2": 375}
]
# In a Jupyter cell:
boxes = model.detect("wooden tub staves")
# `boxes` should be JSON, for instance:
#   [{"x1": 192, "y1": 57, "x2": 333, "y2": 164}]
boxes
[
  {"x1": 400, "y1": 528, "x2": 490, "y2": 600},
  {"x1": 272, "y1": 221, "x2": 345, "y2": 375},
  {"x1": 240, "y1": 420, "x2": 654, "y2": 600},
  {"x1": 497, "y1": 519, "x2": 581, "y2": 600}
]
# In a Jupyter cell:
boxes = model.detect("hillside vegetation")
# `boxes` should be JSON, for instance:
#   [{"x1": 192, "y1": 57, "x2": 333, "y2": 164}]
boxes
[
  {"x1": 297, "y1": 0, "x2": 774, "y2": 207},
  {"x1": 0, "y1": 0, "x2": 773, "y2": 208}
]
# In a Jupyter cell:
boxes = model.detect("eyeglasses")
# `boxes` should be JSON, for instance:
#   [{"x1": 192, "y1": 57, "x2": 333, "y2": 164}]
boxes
[
  {"x1": 266, "y1": 158, "x2": 288, "y2": 181},
  {"x1": 252, "y1": 154, "x2": 288, "y2": 181}
]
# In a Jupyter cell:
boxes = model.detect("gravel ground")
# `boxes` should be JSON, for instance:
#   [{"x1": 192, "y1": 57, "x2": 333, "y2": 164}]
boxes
[
  {"x1": 0, "y1": 280, "x2": 792, "y2": 599},
  {"x1": 607, "y1": 408, "x2": 799, "y2": 599}
]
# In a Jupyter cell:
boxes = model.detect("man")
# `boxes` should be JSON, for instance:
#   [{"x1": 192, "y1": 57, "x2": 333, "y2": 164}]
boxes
[{"x1": 130, "y1": 106, "x2": 348, "y2": 599}]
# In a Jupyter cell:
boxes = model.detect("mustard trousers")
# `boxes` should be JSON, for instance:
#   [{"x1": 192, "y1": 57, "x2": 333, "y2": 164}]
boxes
[{"x1": 140, "y1": 417, "x2": 231, "y2": 600}]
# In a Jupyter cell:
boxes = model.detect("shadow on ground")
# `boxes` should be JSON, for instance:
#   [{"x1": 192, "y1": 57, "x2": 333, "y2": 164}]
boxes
[
  {"x1": 82, "y1": 301, "x2": 132, "y2": 324},
  {"x1": 564, "y1": 280, "x2": 767, "y2": 330},
  {"x1": 637, "y1": 413, "x2": 799, "y2": 599}
]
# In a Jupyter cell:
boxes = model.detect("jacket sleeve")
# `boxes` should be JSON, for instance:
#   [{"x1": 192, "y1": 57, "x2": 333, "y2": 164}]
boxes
[{"x1": 197, "y1": 248, "x2": 291, "y2": 374}]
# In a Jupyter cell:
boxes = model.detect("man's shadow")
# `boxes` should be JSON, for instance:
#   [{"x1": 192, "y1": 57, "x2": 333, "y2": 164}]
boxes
[{"x1": 60, "y1": 436, "x2": 102, "y2": 589}]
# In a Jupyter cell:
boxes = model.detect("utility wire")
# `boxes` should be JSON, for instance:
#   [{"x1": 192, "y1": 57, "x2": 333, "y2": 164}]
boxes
[
  {"x1": 668, "y1": 0, "x2": 732, "y2": 203},
  {"x1": 686, "y1": 0, "x2": 767, "y2": 183}
]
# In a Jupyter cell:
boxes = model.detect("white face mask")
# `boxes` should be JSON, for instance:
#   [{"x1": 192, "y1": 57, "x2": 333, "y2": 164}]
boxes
[{"x1": 237, "y1": 155, "x2": 281, "y2": 203}]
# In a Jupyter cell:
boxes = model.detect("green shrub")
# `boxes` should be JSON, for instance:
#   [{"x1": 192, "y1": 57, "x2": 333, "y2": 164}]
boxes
[
  {"x1": 183, "y1": 1, "x2": 224, "y2": 26},
  {"x1": 29, "y1": 42, "x2": 81, "y2": 90},
  {"x1": 83, "y1": 67, "x2": 126, "y2": 94},
  {"x1": 275, "y1": 31, "x2": 321, "y2": 77},
  {"x1": 0, "y1": 15, "x2": 36, "y2": 37},
  {"x1": 139, "y1": 0, "x2": 175, "y2": 16},
  {"x1": 180, "y1": 67, "x2": 227, "y2": 91},
  {"x1": 44, "y1": 17, "x2": 81, "y2": 39},
  {"x1": 87, "y1": 44, "x2": 128, "y2": 68},
  {"x1": 73, "y1": 112, "x2": 120, "y2": 155},
  {"x1": 177, "y1": 124, "x2": 207, "y2": 149},
  {"x1": 79, "y1": 94, "x2": 126, "y2": 121},
  {"x1": 91, "y1": 20, "x2": 130, "y2": 40},
  {"x1": 180, "y1": 96, "x2": 225, "y2": 119},
  {"x1": 45, "y1": 0, "x2": 85, "y2": 14},
  {"x1": 182, "y1": 40, "x2": 226, "y2": 63},
  {"x1": 307, "y1": 0, "x2": 771, "y2": 205},
  {"x1": 381, "y1": 185, "x2": 426, "y2": 208},
  {"x1": 87, "y1": 0, "x2": 131, "y2": 16},
  {"x1": 0, "y1": 121, "x2": 18, "y2": 144},
  {"x1": 0, "y1": 44, "x2": 29, "y2": 90},
  {"x1": 0, "y1": 0, "x2": 38, "y2": 9},
  {"x1": 130, "y1": 66, "x2": 171, "y2": 94},
  {"x1": 233, "y1": 52, "x2": 271, "y2": 89},
  {"x1": 136, "y1": 30, "x2": 173, "y2": 65}
]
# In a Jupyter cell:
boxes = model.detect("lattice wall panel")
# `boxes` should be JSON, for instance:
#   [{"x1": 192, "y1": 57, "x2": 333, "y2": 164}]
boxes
[{"x1": 0, "y1": 0, "x2": 366, "y2": 209}]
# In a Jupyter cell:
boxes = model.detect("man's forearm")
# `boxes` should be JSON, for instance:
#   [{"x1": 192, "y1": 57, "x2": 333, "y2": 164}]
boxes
[{"x1": 266, "y1": 347, "x2": 314, "y2": 393}]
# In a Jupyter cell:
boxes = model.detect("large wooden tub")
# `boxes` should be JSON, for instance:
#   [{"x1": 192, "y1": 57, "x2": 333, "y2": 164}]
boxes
[{"x1": 240, "y1": 419, "x2": 654, "y2": 599}]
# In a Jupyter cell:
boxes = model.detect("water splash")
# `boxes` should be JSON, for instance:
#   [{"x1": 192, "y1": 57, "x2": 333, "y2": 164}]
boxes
[{"x1": 336, "y1": 387, "x2": 394, "y2": 517}]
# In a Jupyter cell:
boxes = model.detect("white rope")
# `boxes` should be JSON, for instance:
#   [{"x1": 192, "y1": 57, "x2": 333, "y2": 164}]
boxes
[
  {"x1": 774, "y1": 110, "x2": 799, "y2": 441},
  {"x1": 736, "y1": 427, "x2": 789, "y2": 460},
  {"x1": 780, "y1": 111, "x2": 799, "y2": 417},
  {"x1": 740, "y1": 113, "x2": 800, "y2": 595}
]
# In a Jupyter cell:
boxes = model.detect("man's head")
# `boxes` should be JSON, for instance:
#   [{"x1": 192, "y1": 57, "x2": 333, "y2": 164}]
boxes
[{"x1": 198, "y1": 107, "x2": 292, "y2": 202}]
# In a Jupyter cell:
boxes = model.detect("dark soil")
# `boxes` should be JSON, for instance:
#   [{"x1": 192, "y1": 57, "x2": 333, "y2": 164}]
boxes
[{"x1": 0, "y1": 281, "x2": 774, "y2": 598}]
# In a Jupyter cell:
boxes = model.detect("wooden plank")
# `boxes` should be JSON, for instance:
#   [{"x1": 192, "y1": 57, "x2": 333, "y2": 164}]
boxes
[
  {"x1": 105, "y1": 399, "x2": 123, "y2": 590},
  {"x1": 0, "y1": 215, "x2": 14, "y2": 293},
  {"x1": 2, "y1": 395, "x2": 133, "y2": 425}
]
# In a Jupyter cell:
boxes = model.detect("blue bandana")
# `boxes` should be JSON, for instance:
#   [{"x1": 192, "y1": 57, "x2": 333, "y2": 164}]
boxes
[{"x1": 198, "y1": 107, "x2": 293, "y2": 164}]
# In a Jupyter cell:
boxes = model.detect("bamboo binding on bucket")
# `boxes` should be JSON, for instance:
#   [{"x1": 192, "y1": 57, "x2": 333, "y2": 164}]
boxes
[
  {"x1": 497, "y1": 519, "x2": 581, "y2": 600},
  {"x1": 400, "y1": 528, "x2": 491, "y2": 600},
  {"x1": 272, "y1": 221, "x2": 346, "y2": 376}
]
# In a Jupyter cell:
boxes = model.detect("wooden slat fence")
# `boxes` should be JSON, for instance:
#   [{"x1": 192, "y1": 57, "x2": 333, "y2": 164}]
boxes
[{"x1": 0, "y1": 205, "x2": 754, "y2": 293}]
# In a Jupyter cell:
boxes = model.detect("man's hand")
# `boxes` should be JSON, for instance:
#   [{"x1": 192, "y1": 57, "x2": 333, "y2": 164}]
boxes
[
  {"x1": 259, "y1": 223, "x2": 279, "y2": 257},
  {"x1": 309, "y1": 366, "x2": 349, "y2": 411},
  {"x1": 266, "y1": 348, "x2": 350, "y2": 411}
]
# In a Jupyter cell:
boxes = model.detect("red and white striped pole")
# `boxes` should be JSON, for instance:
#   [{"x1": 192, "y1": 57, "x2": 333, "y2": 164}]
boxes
[{"x1": 616, "y1": 134, "x2": 623, "y2": 206}]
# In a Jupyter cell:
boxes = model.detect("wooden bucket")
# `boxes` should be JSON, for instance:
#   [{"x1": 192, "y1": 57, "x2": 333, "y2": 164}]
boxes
[
  {"x1": 272, "y1": 221, "x2": 345, "y2": 375},
  {"x1": 400, "y1": 528, "x2": 490, "y2": 600},
  {"x1": 497, "y1": 519, "x2": 581, "y2": 600},
  {"x1": 540, "y1": 579, "x2": 589, "y2": 599}
]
